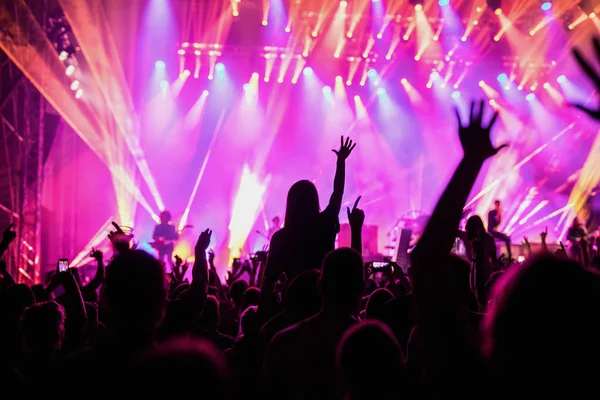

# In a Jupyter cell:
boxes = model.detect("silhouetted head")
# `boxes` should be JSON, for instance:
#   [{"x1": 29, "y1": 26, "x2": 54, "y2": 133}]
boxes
[
  {"x1": 160, "y1": 210, "x2": 172, "y2": 224},
  {"x1": 494, "y1": 200, "x2": 501, "y2": 210},
  {"x1": 199, "y1": 295, "x2": 219, "y2": 331},
  {"x1": 229, "y1": 280, "x2": 248, "y2": 308},
  {"x1": 272, "y1": 216, "x2": 280, "y2": 226},
  {"x1": 241, "y1": 287, "x2": 260, "y2": 311},
  {"x1": 337, "y1": 321, "x2": 406, "y2": 399},
  {"x1": 129, "y1": 338, "x2": 230, "y2": 398},
  {"x1": 239, "y1": 306, "x2": 259, "y2": 336},
  {"x1": 284, "y1": 180, "x2": 320, "y2": 228},
  {"x1": 0, "y1": 284, "x2": 35, "y2": 324},
  {"x1": 320, "y1": 248, "x2": 364, "y2": 312},
  {"x1": 283, "y1": 269, "x2": 321, "y2": 319},
  {"x1": 571, "y1": 216, "x2": 581, "y2": 228},
  {"x1": 466, "y1": 215, "x2": 486, "y2": 241},
  {"x1": 101, "y1": 250, "x2": 167, "y2": 339},
  {"x1": 484, "y1": 254, "x2": 600, "y2": 385},
  {"x1": 365, "y1": 288, "x2": 394, "y2": 322},
  {"x1": 21, "y1": 301, "x2": 65, "y2": 357}
]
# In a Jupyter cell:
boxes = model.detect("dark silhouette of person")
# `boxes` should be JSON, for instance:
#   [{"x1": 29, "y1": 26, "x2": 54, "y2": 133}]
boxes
[
  {"x1": 195, "y1": 295, "x2": 236, "y2": 352},
  {"x1": 263, "y1": 137, "x2": 356, "y2": 286},
  {"x1": 337, "y1": 321, "x2": 407, "y2": 400},
  {"x1": 364, "y1": 288, "x2": 394, "y2": 322},
  {"x1": 261, "y1": 269, "x2": 321, "y2": 343},
  {"x1": 128, "y1": 337, "x2": 230, "y2": 398},
  {"x1": 566, "y1": 216, "x2": 588, "y2": 262},
  {"x1": 152, "y1": 210, "x2": 179, "y2": 269},
  {"x1": 465, "y1": 215, "x2": 497, "y2": 305},
  {"x1": 0, "y1": 284, "x2": 35, "y2": 369},
  {"x1": 487, "y1": 200, "x2": 511, "y2": 260},
  {"x1": 263, "y1": 247, "x2": 363, "y2": 399},
  {"x1": 17, "y1": 301, "x2": 65, "y2": 389},
  {"x1": 484, "y1": 254, "x2": 600, "y2": 391}
]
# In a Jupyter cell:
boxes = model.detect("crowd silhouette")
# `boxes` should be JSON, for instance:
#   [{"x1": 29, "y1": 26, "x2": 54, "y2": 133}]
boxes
[{"x1": 2, "y1": 39, "x2": 600, "y2": 398}]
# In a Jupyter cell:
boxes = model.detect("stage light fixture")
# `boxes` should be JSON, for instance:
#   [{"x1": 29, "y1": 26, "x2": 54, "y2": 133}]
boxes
[
  {"x1": 401, "y1": 78, "x2": 408, "y2": 85},
  {"x1": 377, "y1": 87, "x2": 387, "y2": 96},
  {"x1": 75, "y1": 89, "x2": 83, "y2": 99},
  {"x1": 543, "y1": 82, "x2": 550, "y2": 89},
  {"x1": 517, "y1": 85, "x2": 523, "y2": 91},
  {"x1": 159, "y1": 80, "x2": 169, "y2": 90},
  {"x1": 59, "y1": 50, "x2": 69, "y2": 61},
  {"x1": 215, "y1": 62, "x2": 225, "y2": 72},
  {"x1": 194, "y1": 50, "x2": 201, "y2": 56},
  {"x1": 451, "y1": 91, "x2": 460, "y2": 99},
  {"x1": 557, "y1": 75, "x2": 566, "y2": 83},
  {"x1": 65, "y1": 65, "x2": 75, "y2": 76},
  {"x1": 526, "y1": 93, "x2": 536, "y2": 101},
  {"x1": 285, "y1": 26, "x2": 291, "y2": 33},
  {"x1": 203, "y1": 90, "x2": 209, "y2": 96},
  {"x1": 367, "y1": 69, "x2": 377, "y2": 79},
  {"x1": 377, "y1": 33, "x2": 383, "y2": 39},
  {"x1": 208, "y1": 74, "x2": 214, "y2": 80},
  {"x1": 489, "y1": 99, "x2": 496, "y2": 106},
  {"x1": 182, "y1": 42, "x2": 189, "y2": 48},
  {"x1": 178, "y1": 49, "x2": 185, "y2": 55},
  {"x1": 497, "y1": 73, "x2": 508, "y2": 82},
  {"x1": 478, "y1": 80, "x2": 485, "y2": 87},
  {"x1": 495, "y1": 8, "x2": 502, "y2": 15},
  {"x1": 430, "y1": 71, "x2": 440, "y2": 81},
  {"x1": 233, "y1": 10, "x2": 239, "y2": 16},
  {"x1": 439, "y1": 0, "x2": 450, "y2": 6},
  {"x1": 243, "y1": 83, "x2": 250, "y2": 91},
  {"x1": 541, "y1": 2, "x2": 552, "y2": 11},
  {"x1": 155, "y1": 60, "x2": 165, "y2": 69},
  {"x1": 303, "y1": 67, "x2": 313, "y2": 76},
  {"x1": 414, "y1": 4, "x2": 423, "y2": 11},
  {"x1": 70, "y1": 80, "x2": 79, "y2": 91},
  {"x1": 182, "y1": 69, "x2": 191, "y2": 77},
  {"x1": 323, "y1": 86, "x2": 332, "y2": 95},
  {"x1": 354, "y1": 95, "x2": 360, "y2": 101},
  {"x1": 262, "y1": 20, "x2": 268, "y2": 26}
]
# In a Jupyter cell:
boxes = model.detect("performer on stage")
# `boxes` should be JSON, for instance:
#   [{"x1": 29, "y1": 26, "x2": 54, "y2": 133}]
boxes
[
  {"x1": 268, "y1": 216, "x2": 281, "y2": 240},
  {"x1": 487, "y1": 200, "x2": 512, "y2": 261},
  {"x1": 567, "y1": 216, "x2": 588, "y2": 262},
  {"x1": 152, "y1": 210, "x2": 179, "y2": 268}
]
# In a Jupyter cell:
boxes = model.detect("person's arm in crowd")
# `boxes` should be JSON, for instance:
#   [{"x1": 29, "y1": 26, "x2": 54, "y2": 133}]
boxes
[
  {"x1": 540, "y1": 227, "x2": 549, "y2": 253},
  {"x1": 208, "y1": 250, "x2": 228, "y2": 301},
  {"x1": 55, "y1": 269, "x2": 88, "y2": 337},
  {"x1": 190, "y1": 229, "x2": 211, "y2": 294},
  {"x1": 347, "y1": 196, "x2": 364, "y2": 253},
  {"x1": 326, "y1": 136, "x2": 356, "y2": 214},
  {"x1": 0, "y1": 223, "x2": 16, "y2": 260},
  {"x1": 410, "y1": 101, "x2": 507, "y2": 376},
  {"x1": 0, "y1": 259, "x2": 15, "y2": 287},
  {"x1": 83, "y1": 249, "x2": 105, "y2": 293},
  {"x1": 523, "y1": 237, "x2": 532, "y2": 258}
]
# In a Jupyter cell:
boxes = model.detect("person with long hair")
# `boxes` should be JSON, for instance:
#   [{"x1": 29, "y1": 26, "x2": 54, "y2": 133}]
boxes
[
  {"x1": 262, "y1": 136, "x2": 356, "y2": 290},
  {"x1": 464, "y1": 215, "x2": 497, "y2": 306}
]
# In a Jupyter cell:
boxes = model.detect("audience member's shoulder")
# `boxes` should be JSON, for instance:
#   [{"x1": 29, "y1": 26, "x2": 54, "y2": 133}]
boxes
[{"x1": 270, "y1": 313, "x2": 319, "y2": 344}]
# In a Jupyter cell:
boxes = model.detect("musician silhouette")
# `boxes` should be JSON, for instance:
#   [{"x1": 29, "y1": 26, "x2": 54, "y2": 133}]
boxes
[{"x1": 152, "y1": 211, "x2": 179, "y2": 268}]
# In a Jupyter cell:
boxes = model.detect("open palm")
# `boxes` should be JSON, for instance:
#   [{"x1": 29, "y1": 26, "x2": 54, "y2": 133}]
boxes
[
  {"x1": 332, "y1": 136, "x2": 356, "y2": 160},
  {"x1": 455, "y1": 100, "x2": 508, "y2": 162}
]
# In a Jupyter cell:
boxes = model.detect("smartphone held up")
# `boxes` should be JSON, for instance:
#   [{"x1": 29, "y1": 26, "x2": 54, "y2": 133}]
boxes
[{"x1": 57, "y1": 258, "x2": 69, "y2": 273}]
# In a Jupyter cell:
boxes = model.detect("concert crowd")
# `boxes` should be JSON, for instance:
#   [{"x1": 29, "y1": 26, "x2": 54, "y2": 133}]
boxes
[{"x1": 2, "y1": 39, "x2": 600, "y2": 398}]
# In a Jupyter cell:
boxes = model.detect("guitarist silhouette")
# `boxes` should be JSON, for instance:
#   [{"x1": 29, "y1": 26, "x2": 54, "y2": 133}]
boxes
[{"x1": 152, "y1": 211, "x2": 179, "y2": 268}]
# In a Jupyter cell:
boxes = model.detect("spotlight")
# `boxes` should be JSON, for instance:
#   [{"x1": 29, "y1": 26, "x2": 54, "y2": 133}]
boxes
[
  {"x1": 377, "y1": 87, "x2": 387, "y2": 96},
  {"x1": 377, "y1": 33, "x2": 383, "y2": 39},
  {"x1": 401, "y1": 78, "x2": 408, "y2": 85},
  {"x1": 159, "y1": 80, "x2": 169, "y2": 90},
  {"x1": 414, "y1": 4, "x2": 423, "y2": 11},
  {"x1": 489, "y1": 99, "x2": 496, "y2": 106},
  {"x1": 340, "y1": 0, "x2": 348, "y2": 7},
  {"x1": 517, "y1": 85, "x2": 523, "y2": 91},
  {"x1": 526, "y1": 93, "x2": 536, "y2": 101},
  {"x1": 233, "y1": 10, "x2": 239, "y2": 16},
  {"x1": 541, "y1": 2, "x2": 552, "y2": 11},
  {"x1": 439, "y1": 0, "x2": 450, "y2": 5},
  {"x1": 336, "y1": 75, "x2": 343, "y2": 82},
  {"x1": 367, "y1": 69, "x2": 377, "y2": 79},
  {"x1": 451, "y1": 90, "x2": 460, "y2": 99},
  {"x1": 495, "y1": 8, "x2": 502, "y2": 15},
  {"x1": 354, "y1": 95, "x2": 360, "y2": 101},
  {"x1": 70, "y1": 80, "x2": 79, "y2": 91},
  {"x1": 478, "y1": 80, "x2": 485, "y2": 87},
  {"x1": 517, "y1": 255, "x2": 526, "y2": 263},
  {"x1": 182, "y1": 69, "x2": 191, "y2": 77},
  {"x1": 194, "y1": 50, "x2": 201, "y2": 56},
  {"x1": 252, "y1": 72, "x2": 259, "y2": 79},
  {"x1": 322, "y1": 86, "x2": 332, "y2": 95},
  {"x1": 177, "y1": 49, "x2": 186, "y2": 55},
  {"x1": 208, "y1": 74, "x2": 214, "y2": 80},
  {"x1": 65, "y1": 65, "x2": 75, "y2": 76},
  {"x1": 557, "y1": 75, "x2": 566, "y2": 83},
  {"x1": 346, "y1": 80, "x2": 352, "y2": 86},
  {"x1": 311, "y1": 31, "x2": 318, "y2": 37},
  {"x1": 215, "y1": 62, "x2": 225, "y2": 72},
  {"x1": 543, "y1": 82, "x2": 550, "y2": 89},
  {"x1": 155, "y1": 60, "x2": 165, "y2": 69},
  {"x1": 75, "y1": 89, "x2": 83, "y2": 99},
  {"x1": 430, "y1": 71, "x2": 440, "y2": 81},
  {"x1": 262, "y1": 20, "x2": 268, "y2": 26},
  {"x1": 243, "y1": 83, "x2": 250, "y2": 91},
  {"x1": 497, "y1": 73, "x2": 508, "y2": 82},
  {"x1": 303, "y1": 67, "x2": 313, "y2": 76},
  {"x1": 202, "y1": 90, "x2": 209, "y2": 96},
  {"x1": 59, "y1": 50, "x2": 69, "y2": 61},
  {"x1": 182, "y1": 42, "x2": 190, "y2": 48},
  {"x1": 285, "y1": 26, "x2": 291, "y2": 33}
]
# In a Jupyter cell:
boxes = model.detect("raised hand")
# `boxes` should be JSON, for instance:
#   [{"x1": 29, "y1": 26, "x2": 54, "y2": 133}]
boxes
[
  {"x1": 332, "y1": 136, "x2": 356, "y2": 160},
  {"x1": 347, "y1": 196, "x2": 365, "y2": 229},
  {"x1": 208, "y1": 249, "x2": 215, "y2": 267},
  {"x1": 90, "y1": 248, "x2": 103, "y2": 261},
  {"x1": 571, "y1": 37, "x2": 600, "y2": 121},
  {"x1": 2, "y1": 223, "x2": 16, "y2": 245},
  {"x1": 455, "y1": 100, "x2": 508, "y2": 162},
  {"x1": 195, "y1": 228, "x2": 212, "y2": 257},
  {"x1": 540, "y1": 226, "x2": 548, "y2": 242}
]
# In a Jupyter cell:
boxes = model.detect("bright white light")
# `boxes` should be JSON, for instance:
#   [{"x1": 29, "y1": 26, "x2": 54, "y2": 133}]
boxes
[
  {"x1": 75, "y1": 89, "x2": 83, "y2": 99},
  {"x1": 59, "y1": 51, "x2": 69, "y2": 61},
  {"x1": 155, "y1": 60, "x2": 165, "y2": 69},
  {"x1": 70, "y1": 80, "x2": 80, "y2": 91},
  {"x1": 65, "y1": 65, "x2": 75, "y2": 76}
]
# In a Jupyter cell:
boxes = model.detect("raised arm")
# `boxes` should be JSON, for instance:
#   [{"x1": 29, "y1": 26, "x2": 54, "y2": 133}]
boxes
[
  {"x1": 191, "y1": 229, "x2": 211, "y2": 294},
  {"x1": 347, "y1": 196, "x2": 364, "y2": 253},
  {"x1": 326, "y1": 136, "x2": 356, "y2": 214},
  {"x1": 570, "y1": 37, "x2": 600, "y2": 121},
  {"x1": 0, "y1": 223, "x2": 16, "y2": 259},
  {"x1": 83, "y1": 249, "x2": 105, "y2": 293}
]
